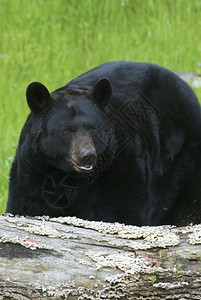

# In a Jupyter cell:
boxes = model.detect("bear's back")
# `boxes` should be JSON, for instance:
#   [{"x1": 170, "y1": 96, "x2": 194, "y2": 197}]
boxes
[
  {"x1": 61, "y1": 61, "x2": 200, "y2": 108},
  {"x1": 59, "y1": 61, "x2": 201, "y2": 132}
]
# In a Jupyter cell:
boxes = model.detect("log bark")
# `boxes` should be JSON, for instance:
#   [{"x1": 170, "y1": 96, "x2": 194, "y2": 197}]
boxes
[{"x1": 0, "y1": 214, "x2": 200, "y2": 300}]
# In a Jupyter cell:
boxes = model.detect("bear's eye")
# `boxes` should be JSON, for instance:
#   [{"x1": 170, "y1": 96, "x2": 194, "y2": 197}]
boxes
[
  {"x1": 64, "y1": 130, "x2": 72, "y2": 135},
  {"x1": 89, "y1": 128, "x2": 97, "y2": 135}
]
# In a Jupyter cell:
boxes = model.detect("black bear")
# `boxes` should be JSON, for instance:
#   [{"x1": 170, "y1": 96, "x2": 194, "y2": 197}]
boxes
[{"x1": 7, "y1": 61, "x2": 201, "y2": 226}]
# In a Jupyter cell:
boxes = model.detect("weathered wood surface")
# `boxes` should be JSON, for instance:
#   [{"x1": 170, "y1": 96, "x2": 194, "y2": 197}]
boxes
[{"x1": 0, "y1": 214, "x2": 200, "y2": 300}]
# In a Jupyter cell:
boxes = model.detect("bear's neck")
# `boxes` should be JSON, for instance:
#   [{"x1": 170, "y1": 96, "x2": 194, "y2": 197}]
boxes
[{"x1": 16, "y1": 146, "x2": 59, "y2": 179}]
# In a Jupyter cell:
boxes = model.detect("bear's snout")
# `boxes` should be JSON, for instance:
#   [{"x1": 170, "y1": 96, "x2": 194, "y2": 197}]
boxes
[
  {"x1": 70, "y1": 135, "x2": 97, "y2": 172},
  {"x1": 81, "y1": 149, "x2": 97, "y2": 165}
]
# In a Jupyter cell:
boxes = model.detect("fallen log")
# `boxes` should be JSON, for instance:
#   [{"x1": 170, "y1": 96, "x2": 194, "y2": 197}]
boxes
[{"x1": 0, "y1": 214, "x2": 200, "y2": 299}]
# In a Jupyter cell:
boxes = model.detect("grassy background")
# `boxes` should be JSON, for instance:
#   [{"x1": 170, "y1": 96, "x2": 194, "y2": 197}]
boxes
[{"x1": 1, "y1": 0, "x2": 201, "y2": 214}]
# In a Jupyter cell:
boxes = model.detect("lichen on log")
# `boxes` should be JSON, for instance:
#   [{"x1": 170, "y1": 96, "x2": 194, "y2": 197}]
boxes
[{"x1": 0, "y1": 214, "x2": 200, "y2": 299}]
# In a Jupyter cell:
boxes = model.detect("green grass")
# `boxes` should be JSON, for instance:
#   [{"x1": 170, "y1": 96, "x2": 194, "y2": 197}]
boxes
[{"x1": 1, "y1": 0, "x2": 201, "y2": 214}]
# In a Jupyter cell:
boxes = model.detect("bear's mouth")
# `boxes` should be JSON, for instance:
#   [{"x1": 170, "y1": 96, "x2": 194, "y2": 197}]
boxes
[
  {"x1": 71, "y1": 162, "x2": 94, "y2": 172},
  {"x1": 70, "y1": 156, "x2": 96, "y2": 172},
  {"x1": 76, "y1": 165, "x2": 93, "y2": 171}
]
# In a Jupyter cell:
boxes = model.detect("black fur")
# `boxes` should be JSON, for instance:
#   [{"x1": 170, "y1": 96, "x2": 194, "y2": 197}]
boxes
[{"x1": 7, "y1": 61, "x2": 201, "y2": 225}]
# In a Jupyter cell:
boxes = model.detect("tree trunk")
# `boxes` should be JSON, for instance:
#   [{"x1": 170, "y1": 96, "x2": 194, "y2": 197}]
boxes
[{"x1": 0, "y1": 214, "x2": 200, "y2": 299}]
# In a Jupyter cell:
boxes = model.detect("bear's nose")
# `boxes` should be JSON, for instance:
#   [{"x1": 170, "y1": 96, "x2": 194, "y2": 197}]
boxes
[{"x1": 81, "y1": 149, "x2": 97, "y2": 165}]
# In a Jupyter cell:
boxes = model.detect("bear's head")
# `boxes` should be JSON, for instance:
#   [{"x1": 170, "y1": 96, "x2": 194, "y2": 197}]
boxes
[{"x1": 25, "y1": 78, "x2": 115, "y2": 174}]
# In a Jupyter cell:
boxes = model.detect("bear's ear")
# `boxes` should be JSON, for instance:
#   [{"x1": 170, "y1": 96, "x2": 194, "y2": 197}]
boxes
[
  {"x1": 26, "y1": 82, "x2": 53, "y2": 113},
  {"x1": 92, "y1": 78, "x2": 112, "y2": 108}
]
